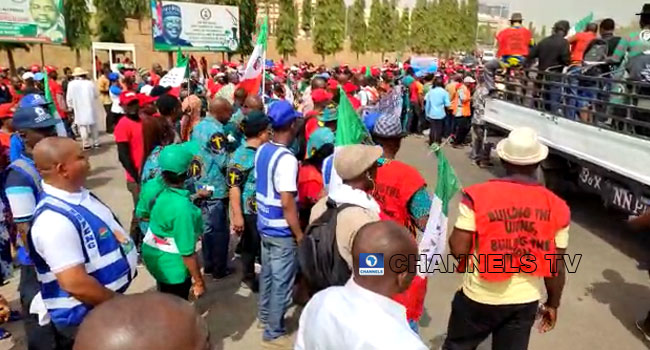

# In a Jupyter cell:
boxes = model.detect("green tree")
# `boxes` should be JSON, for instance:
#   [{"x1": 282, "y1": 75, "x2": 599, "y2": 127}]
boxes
[
  {"x1": 276, "y1": 0, "x2": 298, "y2": 60},
  {"x1": 437, "y1": 0, "x2": 461, "y2": 54},
  {"x1": 301, "y1": 0, "x2": 313, "y2": 36},
  {"x1": 395, "y1": 9, "x2": 410, "y2": 54},
  {"x1": 410, "y1": 0, "x2": 428, "y2": 53},
  {"x1": 121, "y1": 0, "x2": 148, "y2": 33},
  {"x1": 64, "y1": 0, "x2": 92, "y2": 66},
  {"x1": 1, "y1": 43, "x2": 29, "y2": 76},
  {"x1": 348, "y1": 0, "x2": 367, "y2": 60},
  {"x1": 367, "y1": 0, "x2": 383, "y2": 55},
  {"x1": 384, "y1": 0, "x2": 399, "y2": 53},
  {"x1": 468, "y1": 0, "x2": 478, "y2": 49},
  {"x1": 312, "y1": 0, "x2": 345, "y2": 60},
  {"x1": 95, "y1": 0, "x2": 127, "y2": 42},
  {"x1": 238, "y1": 0, "x2": 257, "y2": 56}
]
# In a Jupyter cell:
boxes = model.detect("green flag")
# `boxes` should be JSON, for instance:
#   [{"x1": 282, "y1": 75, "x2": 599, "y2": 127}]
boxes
[
  {"x1": 417, "y1": 148, "x2": 461, "y2": 277},
  {"x1": 335, "y1": 88, "x2": 370, "y2": 146},
  {"x1": 42, "y1": 75, "x2": 59, "y2": 118},
  {"x1": 176, "y1": 47, "x2": 188, "y2": 67},
  {"x1": 365, "y1": 65, "x2": 371, "y2": 77},
  {"x1": 568, "y1": 13, "x2": 593, "y2": 36}
]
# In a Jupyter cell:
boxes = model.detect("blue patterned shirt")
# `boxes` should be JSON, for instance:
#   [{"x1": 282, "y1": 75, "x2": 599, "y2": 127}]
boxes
[{"x1": 189, "y1": 116, "x2": 229, "y2": 199}]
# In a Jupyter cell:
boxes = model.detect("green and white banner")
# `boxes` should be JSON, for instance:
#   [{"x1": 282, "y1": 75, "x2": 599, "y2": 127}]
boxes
[
  {"x1": 151, "y1": 0, "x2": 239, "y2": 52},
  {"x1": 0, "y1": 0, "x2": 66, "y2": 44}
]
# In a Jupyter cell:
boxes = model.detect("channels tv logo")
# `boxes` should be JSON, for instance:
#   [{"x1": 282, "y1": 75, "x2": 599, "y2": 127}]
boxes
[{"x1": 359, "y1": 253, "x2": 384, "y2": 276}]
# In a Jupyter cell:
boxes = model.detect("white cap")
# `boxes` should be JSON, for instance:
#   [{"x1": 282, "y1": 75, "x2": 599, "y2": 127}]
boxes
[
  {"x1": 463, "y1": 76, "x2": 476, "y2": 84},
  {"x1": 496, "y1": 127, "x2": 549, "y2": 165},
  {"x1": 22, "y1": 72, "x2": 34, "y2": 80}
]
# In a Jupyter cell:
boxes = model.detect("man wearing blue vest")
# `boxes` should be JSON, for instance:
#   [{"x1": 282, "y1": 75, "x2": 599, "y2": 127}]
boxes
[
  {"x1": 189, "y1": 97, "x2": 233, "y2": 279},
  {"x1": 4, "y1": 105, "x2": 59, "y2": 350},
  {"x1": 29, "y1": 137, "x2": 138, "y2": 348},
  {"x1": 255, "y1": 100, "x2": 304, "y2": 348}
]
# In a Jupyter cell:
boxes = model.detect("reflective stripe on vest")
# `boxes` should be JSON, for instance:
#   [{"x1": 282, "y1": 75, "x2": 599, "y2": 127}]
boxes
[
  {"x1": 254, "y1": 143, "x2": 293, "y2": 237},
  {"x1": 322, "y1": 154, "x2": 334, "y2": 189},
  {"x1": 8, "y1": 157, "x2": 43, "y2": 200},
  {"x1": 29, "y1": 195, "x2": 136, "y2": 327}
]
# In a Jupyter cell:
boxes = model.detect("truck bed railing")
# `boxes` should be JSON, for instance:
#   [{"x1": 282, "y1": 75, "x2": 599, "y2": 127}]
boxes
[{"x1": 495, "y1": 67, "x2": 650, "y2": 138}]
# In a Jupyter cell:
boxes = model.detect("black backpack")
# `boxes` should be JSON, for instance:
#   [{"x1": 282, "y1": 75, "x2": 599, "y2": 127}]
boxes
[
  {"x1": 583, "y1": 38, "x2": 609, "y2": 63},
  {"x1": 297, "y1": 199, "x2": 354, "y2": 295}
]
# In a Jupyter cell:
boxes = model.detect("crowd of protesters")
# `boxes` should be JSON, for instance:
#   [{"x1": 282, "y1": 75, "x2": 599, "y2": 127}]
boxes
[{"x1": 0, "y1": 5, "x2": 646, "y2": 349}]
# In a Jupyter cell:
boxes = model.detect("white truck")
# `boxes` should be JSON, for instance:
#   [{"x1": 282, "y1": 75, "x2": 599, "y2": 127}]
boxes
[{"x1": 484, "y1": 68, "x2": 650, "y2": 216}]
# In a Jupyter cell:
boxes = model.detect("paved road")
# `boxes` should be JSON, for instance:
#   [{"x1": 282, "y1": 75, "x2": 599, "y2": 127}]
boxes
[{"x1": 0, "y1": 135, "x2": 648, "y2": 350}]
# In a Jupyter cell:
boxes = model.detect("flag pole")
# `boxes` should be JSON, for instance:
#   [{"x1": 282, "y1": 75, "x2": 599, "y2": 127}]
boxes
[{"x1": 261, "y1": 47, "x2": 266, "y2": 99}]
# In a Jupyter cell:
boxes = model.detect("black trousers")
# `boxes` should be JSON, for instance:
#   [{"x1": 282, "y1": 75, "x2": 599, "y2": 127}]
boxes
[
  {"x1": 429, "y1": 119, "x2": 445, "y2": 145},
  {"x1": 453, "y1": 117, "x2": 472, "y2": 145},
  {"x1": 443, "y1": 290, "x2": 538, "y2": 350},
  {"x1": 104, "y1": 104, "x2": 114, "y2": 134},
  {"x1": 19, "y1": 265, "x2": 73, "y2": 350},
  {"x1": 158, "y1": 277, "x2": 192, "y2": 300},
  {"x1": 241, "y1": 214, "x2": 261, "y2": 281}
]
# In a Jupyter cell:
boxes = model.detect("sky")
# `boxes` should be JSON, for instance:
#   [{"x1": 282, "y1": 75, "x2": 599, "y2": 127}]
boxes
[
  {"x1": 477, "y1": 0, "x2": 640, "y2": 28},
  {"x1": 377, "y1": 0, "x2": 643, "y2": 29}
]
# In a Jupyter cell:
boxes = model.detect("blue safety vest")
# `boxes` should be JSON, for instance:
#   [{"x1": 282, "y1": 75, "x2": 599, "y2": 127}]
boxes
[
  {"x1": 255, "y1": 143, "x2": 294, "y2": 237},
  {"x1": 28, "y1": 195, "x2": 138, "y2": 327},
  {"x1": 322, "y1": 154, "x2": 334, "y2": 190},
  {"x1": 7, "y1": 155, "x2": 43, "y2": 265}
]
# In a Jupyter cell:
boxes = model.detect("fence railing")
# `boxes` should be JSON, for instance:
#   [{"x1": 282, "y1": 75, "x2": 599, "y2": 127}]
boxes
[{"x1": 494, "y1": 66, "x2": 650, "y2": 139}]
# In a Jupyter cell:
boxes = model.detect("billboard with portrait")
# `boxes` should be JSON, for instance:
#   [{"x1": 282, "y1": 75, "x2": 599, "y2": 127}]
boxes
[
  {"x1": 0, "y1": 0, "x2": 66, "y2": 44},
  {"x1": 151, "y1": 1, "x2": 239, "y2": 52}
]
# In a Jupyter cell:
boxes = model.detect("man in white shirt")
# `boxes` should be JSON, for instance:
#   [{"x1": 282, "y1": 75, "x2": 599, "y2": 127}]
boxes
[
  {"x1": 66, "y1": 67, "x2": 100, "y2": 149},
  {"x1": 295, "y1": 220, "x2": 428, "y2": 350},
  {"x1": 30, "y1": 137, "x2": 137, "y2": 347}
]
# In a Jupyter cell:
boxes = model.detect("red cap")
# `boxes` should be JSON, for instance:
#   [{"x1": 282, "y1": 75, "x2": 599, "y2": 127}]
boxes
[
  {"x1": 311, "y1": 89, "x2": 333, "y2": 103},
  {"x1": 228, "y1": 62, "x2": 238, "y2": 68},
  {"x1": 327, "y1": 79, "x2": 338, "y2": 90},
  {"x1": 342, "y1": 82, "x2": 358, "y2": 94},
  {"x1": 371, "y1": 67, "x2": 380, "y2": 77},
  {"x1": 30, "y1": 64, "x2": 40, "y2": 73},
  {"x1": 138, "y1": 93, "x2": 158, "y2": 107},
  {"x1": 44, "y1": 65, "x2": 57, "y2": 74},
  {"x1": 123, "y1": 70, "x2": 136, "y2": 78},
  {"x1": 0, "y1": 103, "x2": 14, "y2": 119},
  {"x1": 209, "y1": 68, "x2": 219, "y2": 75},
  {"x1": 119, "y1": 91, "x2": 139, "y2": 106}
]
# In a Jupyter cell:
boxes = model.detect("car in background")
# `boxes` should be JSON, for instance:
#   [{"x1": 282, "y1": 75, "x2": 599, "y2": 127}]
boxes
[{"x1": 482, "y1": 50, "x2": 495, "y2": 64}]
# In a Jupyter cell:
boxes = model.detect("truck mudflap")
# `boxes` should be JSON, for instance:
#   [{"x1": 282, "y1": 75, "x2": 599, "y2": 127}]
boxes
[{"x1": 578, "y1": 165, "x2": 650, "y2": 216}]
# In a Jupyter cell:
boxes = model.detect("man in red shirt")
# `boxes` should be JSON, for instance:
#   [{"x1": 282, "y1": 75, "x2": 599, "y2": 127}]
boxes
[
  {"x1": 569, "y1": 23, "x2": 598, "y2": 65},
  {"x1": 114, "y1": 91, "x2": 145, "y2": 250},
  {"x1": 304, "y1": 88, "x2": 332, "y2": 142},
  {"x1": 484, "y1": 13, "x2": 533, "y2": 92},
  {"x1": 150, "y1": 63, "x2": 163, "y2": 86}
]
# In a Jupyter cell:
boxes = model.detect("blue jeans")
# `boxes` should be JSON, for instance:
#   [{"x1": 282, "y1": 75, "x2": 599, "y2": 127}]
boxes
[
  {"x1": 258, "y1": 235, "x2": 297, "y2": 340},
  {"x1": 200, "y1": 198, "x2": 230, "y2": 276}
]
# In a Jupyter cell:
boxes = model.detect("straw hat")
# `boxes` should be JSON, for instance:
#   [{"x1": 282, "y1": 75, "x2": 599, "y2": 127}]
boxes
[
  {"x1": 71, "y1": 67, "x2": 89, "y2": 77},
  {"x1": 496, "y1": 127, "x2": 548, "y2": 165},
  {"x1": 334, "y1": 144, "x2": 383, "y2": 180}
]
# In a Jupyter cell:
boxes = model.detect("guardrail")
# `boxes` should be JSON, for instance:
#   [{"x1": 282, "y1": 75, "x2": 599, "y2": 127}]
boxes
[{"x1": 494, "y1": 67, "x2": 650, "y2": 139}]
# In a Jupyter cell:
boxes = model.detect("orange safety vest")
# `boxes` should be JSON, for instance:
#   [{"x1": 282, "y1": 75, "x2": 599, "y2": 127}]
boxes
[
  {"x1": 451, "y1": 84, "x2": 471, "y2": 117},
  {"x1": 496, "y1": 26, "x2": 532, "y2": 57},
  {"x1": 462, "y1": 178, "x2": 570, "y2": 282},
  {"x1": 374, "y1": 160, "x2": 426, "y2": 233}
]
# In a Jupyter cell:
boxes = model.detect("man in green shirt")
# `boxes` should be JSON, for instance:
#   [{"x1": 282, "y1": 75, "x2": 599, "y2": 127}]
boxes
[
  {"x1": 227, "y1": 111, "x2": 270, "y2": 292},
  {"x1": 142, "y1": 142, "x2": 206, "y2": 300}
]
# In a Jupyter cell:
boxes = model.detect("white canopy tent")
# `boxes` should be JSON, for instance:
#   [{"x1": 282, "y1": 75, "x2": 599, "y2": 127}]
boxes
[{"x1": 91, "y1": 42, "x2": 137, "y2": 80}]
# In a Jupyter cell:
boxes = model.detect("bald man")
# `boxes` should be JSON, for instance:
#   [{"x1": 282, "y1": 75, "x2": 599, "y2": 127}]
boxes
[
  {"x1": 190, "y1": 97, "x2": 233, "y2": 279},
  {"x1": 28, "y1": 137, "x2": 138, "y2": 348},
  {"x1": 74, "y1": 292, "x2": 209, "y2": 350},
  {"x1": 295, "y1": 221, "x2": 428, "y2": 350},
  {"x1": 225, "y1": 94, "x2": 264, "y2": 153}
]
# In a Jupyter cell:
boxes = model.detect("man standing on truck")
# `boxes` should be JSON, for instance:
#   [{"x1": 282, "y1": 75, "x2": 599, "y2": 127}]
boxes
[
  {"x1": 483, "y1": 13, "x2": 534, "y2": 93},
  {"x1": 443, "y1": 127, "x2": 570, "y2": 350},
  {"x1": 609, "y1": 4, "x2": 650, "y2": 136}
]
